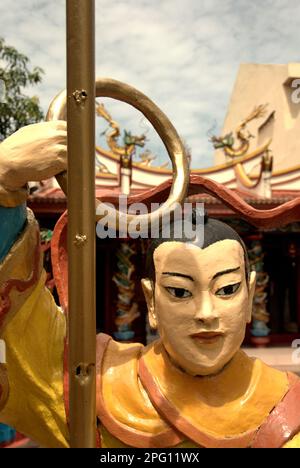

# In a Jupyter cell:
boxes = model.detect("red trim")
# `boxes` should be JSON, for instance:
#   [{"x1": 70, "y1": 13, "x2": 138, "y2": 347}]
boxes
[
  {"x1": 96, "y1": 427, "x2": 101, "y2": 448},
  {"x1": 138, "y1": 356, "x2": 257, "y2": 448},
  {"x1": 5, "y1": 438, "x2": 31, "y2": 449},
  {"x1": 94, "y1": 175, "x2": 300, "y2": 228},
  {"x1": 252, "y1": 374, "x2": 300, "y2": 448},
  {"x1": 30, "y1": 175, "x2": 300, "y2": 216},
  {"x1": 0, "y1": 232, "x2": 41, "y2": 328},
  {"x1": 0, "y1": 365, "x2": 9, "y2": 411},
  {"x1": 287, "y1": 372, "x2": 299, "y2": 387},
  {"x1": 51, "y1": 211, "x2": 68, "y2": 313},
  {"x1": 96, "y1": 334, "x2": 183, "y2": 448}
]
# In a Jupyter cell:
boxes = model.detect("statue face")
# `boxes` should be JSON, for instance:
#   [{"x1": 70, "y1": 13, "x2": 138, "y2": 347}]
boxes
[{"x1": 142, "y1": 239, "x2": 256, "y2": 376}]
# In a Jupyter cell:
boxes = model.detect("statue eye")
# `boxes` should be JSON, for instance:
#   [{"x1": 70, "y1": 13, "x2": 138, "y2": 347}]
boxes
[
  {"x1": 166, "y1": 287, "x2": 192, "y2": 299},
  {"x1": 216, "y1": 282, "x2": 241, "y2": 297}
]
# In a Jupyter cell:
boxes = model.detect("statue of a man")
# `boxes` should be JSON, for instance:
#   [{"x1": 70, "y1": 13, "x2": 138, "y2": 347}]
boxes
[{"x1": 0, "y1": 123, "x2": 299, "y2": 448}]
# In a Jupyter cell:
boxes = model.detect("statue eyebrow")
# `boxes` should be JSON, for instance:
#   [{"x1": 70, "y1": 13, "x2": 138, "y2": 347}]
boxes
[
  {"x1": 162, "y1": 272, "x2": 194, "y2": 281},
  {"x1": 212, "y1": 267, "x2": 240, "y2": 280}
]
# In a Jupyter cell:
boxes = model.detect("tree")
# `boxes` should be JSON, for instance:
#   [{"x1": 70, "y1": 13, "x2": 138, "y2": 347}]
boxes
[{"x1": 0, "y1": 37, "x2": 44, "y2": 141}]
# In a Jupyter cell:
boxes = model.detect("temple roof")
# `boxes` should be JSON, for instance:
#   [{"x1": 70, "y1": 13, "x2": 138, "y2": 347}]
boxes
[{"x1": 28, "y1": 179, "x2": 300, "y2": 217}]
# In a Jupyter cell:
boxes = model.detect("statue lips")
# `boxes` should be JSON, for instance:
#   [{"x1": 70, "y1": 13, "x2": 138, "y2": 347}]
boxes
[{"x1": 191, "y1": 331, "x2": 224, "y2": 345}]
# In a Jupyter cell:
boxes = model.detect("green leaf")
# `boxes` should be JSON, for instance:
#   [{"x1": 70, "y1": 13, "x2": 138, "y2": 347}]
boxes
[{"x1": 0, "y1": 37, "x2": 44, "y2": 140}]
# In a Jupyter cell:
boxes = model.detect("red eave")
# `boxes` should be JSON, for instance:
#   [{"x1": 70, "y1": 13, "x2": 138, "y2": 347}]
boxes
[{"x1": 28, "y1": 182, "x2": 300, "y2": 218}]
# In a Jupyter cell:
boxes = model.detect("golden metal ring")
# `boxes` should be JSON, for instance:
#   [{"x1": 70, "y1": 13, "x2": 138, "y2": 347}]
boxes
[{"x1": 46, "y1": 78, "x2": 189, "y2": 227}]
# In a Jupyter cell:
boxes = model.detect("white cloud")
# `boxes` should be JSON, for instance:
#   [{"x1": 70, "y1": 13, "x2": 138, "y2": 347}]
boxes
[{"x1": 1, "y1": 0, "x2": 300, "y2": 167}]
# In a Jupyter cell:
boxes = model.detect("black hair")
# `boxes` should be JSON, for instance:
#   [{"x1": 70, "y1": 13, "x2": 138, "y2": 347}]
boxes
[{"x1": 146, "y1": 209, "x2": 250, "y2": 283}]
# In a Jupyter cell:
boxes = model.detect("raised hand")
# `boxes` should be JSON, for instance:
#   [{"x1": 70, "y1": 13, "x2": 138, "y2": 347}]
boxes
[{"x1": 0, "y1": 120, "x2": 67, "y2": 191}]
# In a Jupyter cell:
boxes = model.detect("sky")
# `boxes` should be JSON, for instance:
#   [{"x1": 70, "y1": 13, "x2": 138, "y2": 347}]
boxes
[{"x1": 1, "y1": 0, "x2": 300, "y2": 168}]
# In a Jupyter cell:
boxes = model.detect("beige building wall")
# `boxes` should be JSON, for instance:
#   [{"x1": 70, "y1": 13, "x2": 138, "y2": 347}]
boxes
[{"x1": 214, "y1": 63, "x2": 300, "y2": 173}]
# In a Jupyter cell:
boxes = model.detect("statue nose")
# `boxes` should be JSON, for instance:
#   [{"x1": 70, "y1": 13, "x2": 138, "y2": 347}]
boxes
[{"x1": 194, "y1": 292, "x2": 219, "y2": 322}]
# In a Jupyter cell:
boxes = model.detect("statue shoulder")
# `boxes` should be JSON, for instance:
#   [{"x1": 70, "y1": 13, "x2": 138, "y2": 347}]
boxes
[
  {"x1": 96, "y1": 334, "x2": 181, "y2": 448},
  {"x1": 96, "y1": 333, "x2": 144, "y2": 373},
  {"x1": 252, "y1": 371, "x2": 300, "y2": 448}
]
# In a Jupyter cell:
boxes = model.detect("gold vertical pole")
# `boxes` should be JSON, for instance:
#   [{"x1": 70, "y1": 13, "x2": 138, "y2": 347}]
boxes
[{"x1": 66, "y1": 0, "x2": 96, "y2": 448}]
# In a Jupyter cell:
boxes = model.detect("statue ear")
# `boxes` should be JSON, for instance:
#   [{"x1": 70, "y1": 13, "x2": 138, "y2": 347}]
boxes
[
  {"x1": 247, "y1": 270, "x2": 256, "y2": 323},
  {"x1": 141, "y1": 278, "x2": 157, "y2": 329}
]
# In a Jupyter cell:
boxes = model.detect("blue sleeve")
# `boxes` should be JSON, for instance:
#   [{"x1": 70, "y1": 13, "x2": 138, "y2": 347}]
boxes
[{"x1": 0, "y1": 204, "x2": 27, "y2": 263}]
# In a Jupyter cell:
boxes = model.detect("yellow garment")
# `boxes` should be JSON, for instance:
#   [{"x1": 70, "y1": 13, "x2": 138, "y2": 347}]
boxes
[
  {"x1": 0, "y1": 212, "x2": 68, "y2": 448},
  {"x1": 99, "y1": 337, "x2": 296, "y2": 448},
  {"x1": 101, "y1": 338, "x2": 171, "y2": 435},
  {"x1": 100, "y1": 425, "x2": 198, "y2": 448},
  {"x1": 141, "y1": 340, "x2": 289, "y2": 438}
]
